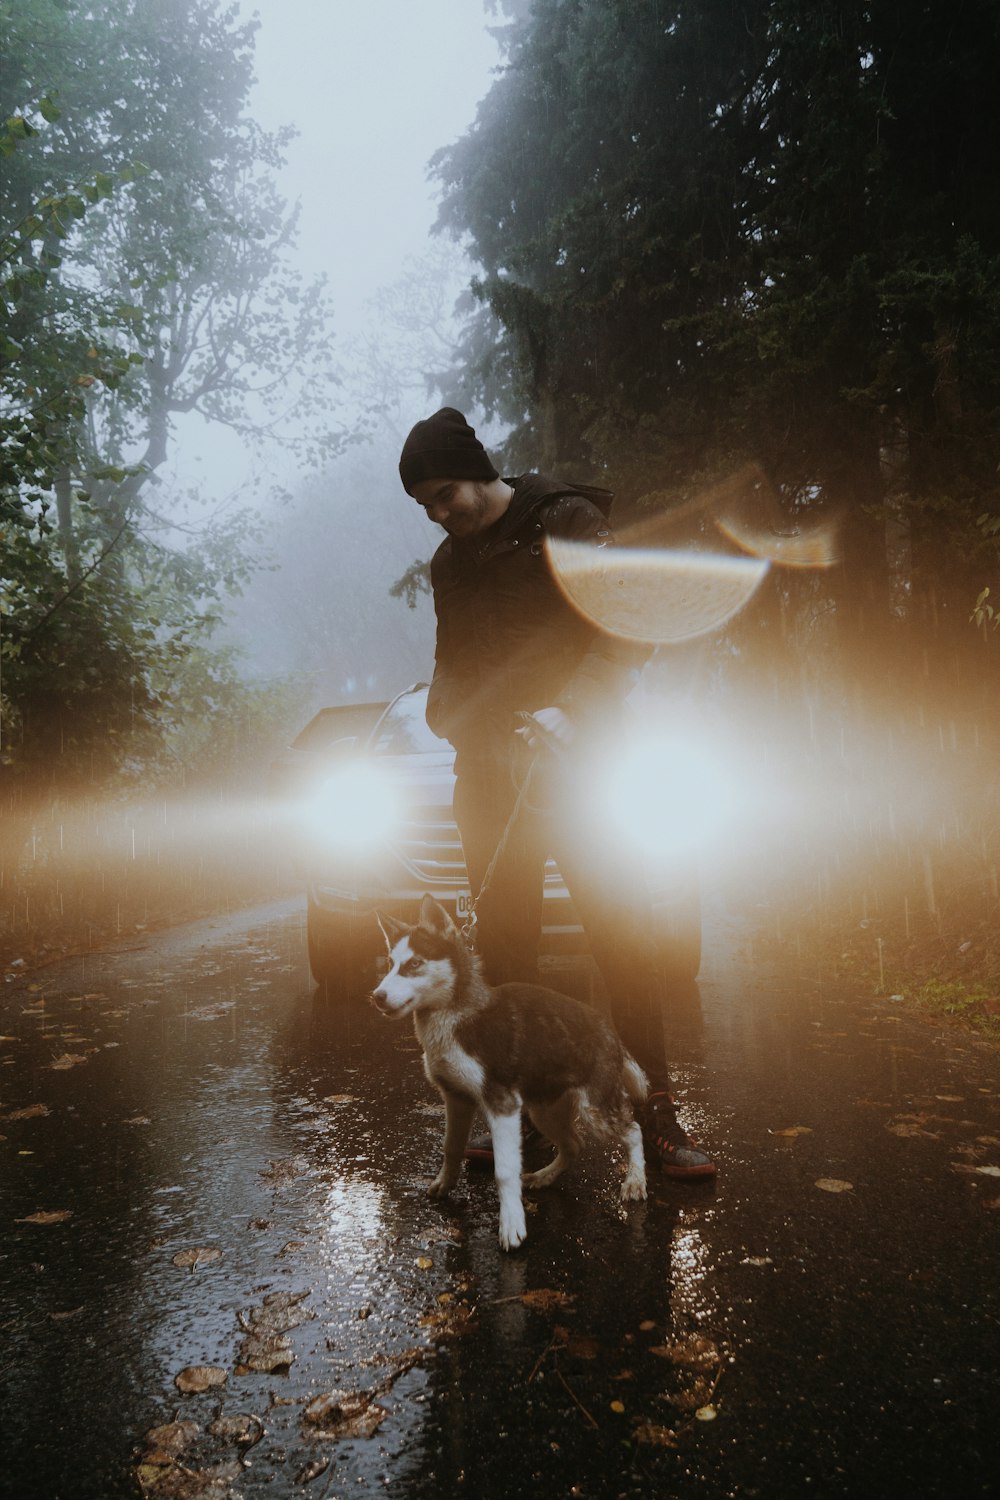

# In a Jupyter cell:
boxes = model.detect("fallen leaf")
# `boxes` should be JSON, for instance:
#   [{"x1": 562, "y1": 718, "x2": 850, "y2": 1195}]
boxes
[
  {"x1": 814, "y1": 1178, "x2": 854, "y2": 1193},
  {"x1": 172, "y1": 1246, "x2": 223, "y2": 1272},
  {"x1": 695, "y1": 1404, "x2": 718, "y2": 1422},
  {"x1": 566, "y1": 1333, "x2": 600, "y2": 1360},
  {"x1": 304, "y1": 1388, "x2": 387, "y2": 1441},
  {"x1": 49, "y1": 1053, "x2": 87, "y2": 1070},
  {"x1": 415, "y1": 1256, "x2": 433, "y2": 1270},
  {"x1": 632, "y1": 1423, "x2": 679, "y2": 1448},
  {"x1": 671, "y1": 1379, "x2": 713, "y2": 1412},
  {"x1": 886, "y1": 1123, "x2": 938, "y2": 1138},
  {"x1": 741, "y1": 1256, "x2": 773, "y2": 1267},
  {"x1": 295, "y1": 1458, "x2": 331, "y2": 1484},
  {"x1": 3, "y1": 1103, "x2": 50, "y2": 1120},
  {"x1": 769, "y1": 1125, "x2": 813, "y2": 1137},
  {"x1": 936, "y1": 1095, "x2": 964, "y2": 1102},
  {"x1": 143, "y1": 1421, "x2": 200, "y2": 1458},
  {"x1": 124, "y1": 1116, "x2": 151, "y2": 1126},
  {"x1": 518, "y1": 1288, "x2": 575, "y2": 1312},
  {"x1": 418, "y1": 1301, "x2": 476, "y2": 1339},
  {"x1": 638, "y1": 1320, "x2": 657, "y2": 1332},
  {"x1": 259, "y1": 1156, "x2": 309, "y2": 1187},
  {"x1": 609, "y1": 1400, "x2": 626, "y2": 1414},
  {"x1": 174, "y1": 1365, "x2": 228, "y2": 1394},
  {"x1": 648, "y1": 1335, "x2": 719, "y2": 1370},
  {"x1": 235, "y1": 1333, "x2": 294, "y2": 1375},
  {"x1": 975, "y1": 1165, "x2": 1000, "y2": 1178},
  {"x1": 16, "y1": 1209, "x2": 73, "y2": 1224},
  {"x1": 206, "y1": 1413, "x2": 264, "y2": 1446}
]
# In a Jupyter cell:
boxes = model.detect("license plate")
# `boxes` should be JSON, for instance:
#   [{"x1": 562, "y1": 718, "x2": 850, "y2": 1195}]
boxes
[{"x1": 455, "y1": 891, "x2": 474, "y2": 918}]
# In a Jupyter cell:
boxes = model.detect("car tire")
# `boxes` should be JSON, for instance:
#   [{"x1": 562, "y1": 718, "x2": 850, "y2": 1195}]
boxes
[{"x1": 306, "y1": 901, "x2": 376, "y2": 992}]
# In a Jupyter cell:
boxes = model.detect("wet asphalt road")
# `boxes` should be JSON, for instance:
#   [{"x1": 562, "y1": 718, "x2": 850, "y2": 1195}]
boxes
[{"x1": 1, "y1": 895, "x2": 999, "y2": 1500}]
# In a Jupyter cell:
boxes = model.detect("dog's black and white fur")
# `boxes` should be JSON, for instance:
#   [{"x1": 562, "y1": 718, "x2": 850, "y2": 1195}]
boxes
[{"x1": 372, "y1": 895, "x2": 648, "y2": 1250}]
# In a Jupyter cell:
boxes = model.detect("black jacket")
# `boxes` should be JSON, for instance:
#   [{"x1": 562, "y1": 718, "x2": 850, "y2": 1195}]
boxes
[{"x1": 426, "y1": 473, "x2": 646, "y2": 760}]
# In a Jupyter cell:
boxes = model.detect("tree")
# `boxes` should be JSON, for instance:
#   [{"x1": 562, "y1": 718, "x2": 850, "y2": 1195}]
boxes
[
  {"x1": 431, "y1": 0, "x2": 1000, "y2": 699},
  {"x1": 1, "y1": 0, "x2": 344, "y2": 786}
]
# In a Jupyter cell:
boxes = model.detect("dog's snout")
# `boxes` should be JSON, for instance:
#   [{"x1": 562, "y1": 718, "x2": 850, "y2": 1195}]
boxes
[{"x1": 370, "y1": 987, "x2": 390, "y2": 1014}]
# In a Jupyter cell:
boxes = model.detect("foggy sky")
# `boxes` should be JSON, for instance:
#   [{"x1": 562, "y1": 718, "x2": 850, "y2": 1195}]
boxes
[{"x1": 175, "y1": 1, "x2": 501, "y2": 499}]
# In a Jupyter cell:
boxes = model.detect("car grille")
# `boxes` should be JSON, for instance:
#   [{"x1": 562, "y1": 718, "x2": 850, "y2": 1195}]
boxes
[
  {"x1": 394, "y1": 812, "x2": 467, "y2": 885},
  {"x1": 393, "y1": 807, "x2": 563, "y2": 891}
]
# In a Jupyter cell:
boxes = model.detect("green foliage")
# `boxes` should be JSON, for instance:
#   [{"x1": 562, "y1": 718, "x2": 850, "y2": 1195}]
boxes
[{"x1": 0, "y1": 0, "x2": 344, "y2": 789}]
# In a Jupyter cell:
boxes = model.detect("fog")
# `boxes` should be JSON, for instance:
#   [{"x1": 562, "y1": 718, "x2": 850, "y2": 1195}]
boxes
[{"x1": 175, "y1": 2, "x2": 504, "y2": 711}]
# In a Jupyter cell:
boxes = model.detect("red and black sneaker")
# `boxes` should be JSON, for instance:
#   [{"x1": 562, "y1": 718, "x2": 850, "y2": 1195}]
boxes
[
  {"x1": 641, "y1": 1093, "x2": 717, "y2": 1180},
  {"x1": 464, "y1": 1124, "x2": 545, "y2": 1168}
]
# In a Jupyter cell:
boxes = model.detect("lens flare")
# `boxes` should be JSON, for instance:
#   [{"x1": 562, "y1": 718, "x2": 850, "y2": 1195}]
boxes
[
  {"x1": 604, "y1": 733, "x2": 738, "y2": 857},
  {"x1": 546, "y1": 539, "x2": 770, "y2": 643},
  {"x1": 306, "y1": 764, "x2": 401, "y2": 849}
]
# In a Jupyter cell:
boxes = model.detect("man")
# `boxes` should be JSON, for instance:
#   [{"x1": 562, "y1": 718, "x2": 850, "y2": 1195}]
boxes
[{"x1": 398, "y1": 407, "x2": 715, "y2": 1179}]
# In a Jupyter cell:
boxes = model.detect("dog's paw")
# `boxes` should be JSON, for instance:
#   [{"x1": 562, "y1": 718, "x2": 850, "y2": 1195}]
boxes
[
  {"x1": 523, "y1": 1165, "x2": 560, "y2": 1191},
  {"x1": 427, "y1": 1172, "x2": 456, "y2": 1198},
  {"x1": 620, "y1": 1172, "x2": 647, "y2": 1203},
  {"x1": 498, "y1": 1206, "x2": 527, "y2": 1251}
]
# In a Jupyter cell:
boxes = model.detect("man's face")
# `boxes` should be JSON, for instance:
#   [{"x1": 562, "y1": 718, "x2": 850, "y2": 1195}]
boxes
[{"x1": 411, "y1": 478, "x2": 493, "y2": 537}]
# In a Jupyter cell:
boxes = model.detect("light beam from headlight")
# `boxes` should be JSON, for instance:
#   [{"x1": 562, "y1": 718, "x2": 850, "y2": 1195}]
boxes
[{"x1": 305, "y1": 763, "x2": 401, "y2": 850}]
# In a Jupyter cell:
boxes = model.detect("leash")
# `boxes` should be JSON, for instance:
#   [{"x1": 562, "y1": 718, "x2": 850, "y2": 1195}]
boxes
[
  {"x1": 459, "y1": 712, "x2": 574, "y2": 946},
  {"x1": 459, "y1": 752, "x2": 539, "y2": 946}
]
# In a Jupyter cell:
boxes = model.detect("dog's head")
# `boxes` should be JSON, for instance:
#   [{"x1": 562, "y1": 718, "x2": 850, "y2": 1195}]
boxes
[{"x1": 371, "y1": 895, "x2": 462, "y2": 1020}]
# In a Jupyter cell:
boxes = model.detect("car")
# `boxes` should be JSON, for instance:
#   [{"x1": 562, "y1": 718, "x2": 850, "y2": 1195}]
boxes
[{"x1": 272, "y1": 683, "x2": 705, "y2": 991}]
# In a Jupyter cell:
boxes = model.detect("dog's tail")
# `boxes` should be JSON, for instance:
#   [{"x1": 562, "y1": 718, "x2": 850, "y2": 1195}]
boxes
[{"x1": 623, "y1": 1054, "x2": 649, "y2": 1105}]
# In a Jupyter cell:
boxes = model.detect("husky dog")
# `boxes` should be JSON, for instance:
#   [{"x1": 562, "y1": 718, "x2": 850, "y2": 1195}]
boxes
[{"x1": 372, "y1": 894, "x2": 648, "y2": 1251}]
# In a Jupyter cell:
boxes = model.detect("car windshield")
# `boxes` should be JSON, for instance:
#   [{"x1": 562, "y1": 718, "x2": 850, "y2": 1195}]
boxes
[{"x1": 371, "y1": 693, "x2": 450, "y2": 756}]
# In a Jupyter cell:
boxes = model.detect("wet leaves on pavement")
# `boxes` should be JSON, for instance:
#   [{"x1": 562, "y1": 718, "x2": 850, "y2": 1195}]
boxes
[
  {"x1": 259, "y1": 1157, "x2": 310, "y2": 1188},
  {"x1": 1, "y1": 1102, "x2": 50, "y2": 1120},
  {"x1": 235, "y1": 1289, "x2": 314, "y2": 1376},
  {"x1": 815, "y1": 1178, "x2": 854, "y2": 1193},
  {"x1": 143, "y1": 1422, "x2": 200, "y2": 1460},
  {"x1": 516, "y1": 1288, "x2": 576, "y2": 1312},
  {"x1": 303, "y1": 1388, "x2": 387, "y2": 1442},
  {"x1": 174, "y1": 1366, "x2": 229, "y2": 1395},
  {"x1": 16, "y1": 1208, "x2": 73, "y2": 1224},
  {"x1": 172, "y1": 1247, "x2": 223, "y2": 1272},
  {"x1": 632, "y1": 1422, "x2": 680, "y2": 1447},
  {"x1": 648, "y1": 1335, "x2": 720, "y2": 1370},
  {"x1": 206, "y1": 1414, "x2": 264, "y2": 1448}
]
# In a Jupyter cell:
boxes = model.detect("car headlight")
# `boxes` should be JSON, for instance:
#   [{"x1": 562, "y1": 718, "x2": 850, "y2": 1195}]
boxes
[
  {"x1": 305, "y1": 763, "x2": 402, "y2": 850},
  {"x1": 603, "y1": 733, "x2": 737, "y2": 859}
]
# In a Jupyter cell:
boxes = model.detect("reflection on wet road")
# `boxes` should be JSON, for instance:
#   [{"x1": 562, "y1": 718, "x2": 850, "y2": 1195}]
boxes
[{"x1": 1, "y1": 897, "x2": 998, "y2": 1498}]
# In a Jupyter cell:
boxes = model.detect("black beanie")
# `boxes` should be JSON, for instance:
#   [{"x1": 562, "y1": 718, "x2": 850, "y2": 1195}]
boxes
[{"x1": 398, "y1": 408, "x2": 499, "y2": 495}]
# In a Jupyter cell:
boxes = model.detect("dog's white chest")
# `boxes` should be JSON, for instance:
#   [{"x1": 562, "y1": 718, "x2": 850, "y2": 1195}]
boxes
[{"x1": 416, "y1": 1013, "x2": 484, "y2": 1100}]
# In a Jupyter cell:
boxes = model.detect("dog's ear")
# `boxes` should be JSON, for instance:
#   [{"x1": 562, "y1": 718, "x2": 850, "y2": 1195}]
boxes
[
  {"x1": 419, "y1": 894, "x2": 456, "y2": 937},
  {"x1": 376, "y1": 911, "x2": 409, "y2": 950}
]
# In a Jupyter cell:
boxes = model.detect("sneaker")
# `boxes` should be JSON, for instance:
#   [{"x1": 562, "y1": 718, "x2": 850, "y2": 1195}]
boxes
[
  {"x1": 642, "y1": 1093, "x2": 717, "y2": 1180},
  {"x1": 464, "y1": 1123, "x2": 544, "y2": 1168}
]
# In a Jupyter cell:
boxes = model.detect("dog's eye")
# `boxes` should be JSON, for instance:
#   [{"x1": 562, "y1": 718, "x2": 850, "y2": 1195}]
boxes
[{"x1": 400, "y1": 957, "x2": 423, "y2": 976}]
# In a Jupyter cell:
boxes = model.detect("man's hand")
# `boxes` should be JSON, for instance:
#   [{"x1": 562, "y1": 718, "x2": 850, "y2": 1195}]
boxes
[{"x1": 514, "y1": 706, "x2": 576, "y2": 756}]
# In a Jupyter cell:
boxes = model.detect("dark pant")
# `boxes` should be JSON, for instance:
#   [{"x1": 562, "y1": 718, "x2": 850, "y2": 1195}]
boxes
[{"x1": 452, "y1": 746, "x2": 671, "y2": 1091}]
